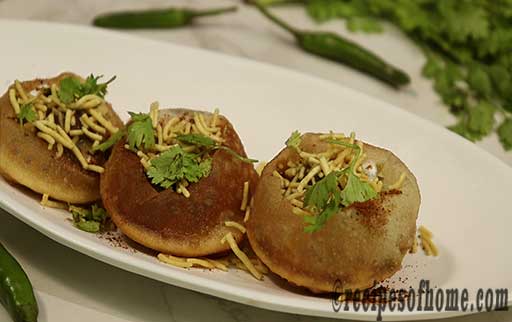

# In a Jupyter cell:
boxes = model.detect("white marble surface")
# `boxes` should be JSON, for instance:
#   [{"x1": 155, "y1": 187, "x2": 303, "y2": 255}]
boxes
[{"x1": 0, "y1": 1, "x2": 511, "y2": 321}]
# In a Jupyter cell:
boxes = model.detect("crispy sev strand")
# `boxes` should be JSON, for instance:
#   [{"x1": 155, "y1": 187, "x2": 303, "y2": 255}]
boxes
[
  {"x1": 286, "y1": 191, "x2": 305, "y2": 200},
  {"x1": 89, "y1": 108, "x2": 118, "y2": 134},
  {"x1": 71, "y1": 146, "x2": 89, "y2": 169},
  {"x1": 292, "y1": 207, "x2": 313, "y2": 217},
  {"x1": 421, "y1": 237, "x2": 433, "y2": 256},
  {"x1": 290, "y1": 199, "x2": 304, "y2": 208},
  {"x1": 38, "y1": 110, "x2": 45, "y2": 120},
  {"x1": 82, "y1": 126, "x2": 103, "y2": 141},
  {"x1": 37, "y1": 132, "x2": 55, "y2": 145},
  {"x1": 34, "y1": 103, "x2": 47, "y2": 112},
  {"x1": 296, "y1": 165, "x2": 321, "y2": 192},
  {"x1": 240, "y1": 181, "x2": 249, "y2": 211},
  {"x1": 389, "y1": 172, "x2": 406, "y2": 190},
  {"x1": 221, "y1": 233, "x2": 262, "y2": 280},
  {"x1": 56, "y1": 143, "x2": 63, "y2": 158},
  {"x1": 198, "y1": 113, "x2": 218, "y2": 133},
  {"x1": 243, "y1": 206, "x2": 251, "y2": 223},
  {"x1": 422, "y1": 237, "x2": 439, "y2": 257},
  {"x1": 80, "y1": 114, "x2": 106, "y2": 134},
  {"x1": 70, "y1": 94, "x2": 102, "y2": 109},
  {"x1": 140, "y1": 158, "x2": 151, "y2": 170},
  {"x1": 64, "y1": 109, "x2": 73, "y2": 133},
  {"x1": 87, "y1": 164, "x2": 105, "y2": 173},
  {"x1": 40, "y1": 194, "x2": 67, "y2": 209},
  {"x1": 15, "y1": 81, "x2": 28, "y2": 102},
  {"x1": 193, "y1": 113, "x2": 211, "y2": 137},
  {"x1": 206, "y1": 259, "x2": 228, "y2": 271},
  {"x1": 150, "y1": 101, "x2": 159, "y2": 128},
  {"x1": 50, "y1": 84, "x2": 66, "y2": 109},
  {"x1": 211, "y1": 108, "x2": 219, "y2": 127},
  {"x1": 186, "y1": 258, "x2": 215, "y2": 269},
  {"x1": 163, "y1": 116, "x2": 180, "y2": 141},
  {"x1": 33, "y1": 121, "x2": 73, "y2": 149},
  {"x1": 8, "y1": 89, "x2": 21, "y2": 114},
  {"x1": 225, "y1": 221, "x2": 247, "y2": 234},
  {"x1": 69, "y1": 129, "x2": 84, "y2": 136},
  {"x1": 157, "y1": 254, "x2": 193, "y2": 268},
  {"x1": 178, "y1": 183, "x2": 191, "y2": 198},
  {"x1": 319, "y1": 156, "x2": 331, "y2": 176},
  {"x1": 419, "y1": 225, "x2": 433, "y2": 239}
]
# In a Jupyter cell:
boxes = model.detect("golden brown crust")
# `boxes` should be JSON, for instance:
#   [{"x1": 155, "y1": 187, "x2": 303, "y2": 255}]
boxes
[
  {"x1": 100, "y1": 109, "x2": 258, "y2": 257},
  {"x1": 247, "y1": 133, "x2": 420, "y2": 293},
  {"x1": 0, "y1": 72, "x2": 123, "y2": 204}
]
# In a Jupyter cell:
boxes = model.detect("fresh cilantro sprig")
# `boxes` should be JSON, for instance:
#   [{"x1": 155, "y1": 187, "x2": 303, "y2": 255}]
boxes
[
  {"x1": 267, "y1": 0, "x2": 512, "y2": 150},
  {"x1": 301, "y1": 139, "x2": 377, "y2": 233},
  {"x1": 17, "y1": 103, "x2": 37, "y2": 125},
  {"x1": 176, "y1": 133, "x2": 258, "y2": 163},
  {"x1": 285, "y1": 130, "x2": 302, "y2": 150},
  {"x1": 147, "y1": 145, "x2": 212, "y2": 189},
  {"x1": 92, "y1": 129, "x2": 125, "y2": 152},
  {"x1": 127, "y1": 112, "x2": 155, "y2": 150},
  {"x1": 70, "y1": 204, "x2": 110, "y2": 233},
  {"x1": 58, "y1": 74, "x2": 116, "y2": 104}
]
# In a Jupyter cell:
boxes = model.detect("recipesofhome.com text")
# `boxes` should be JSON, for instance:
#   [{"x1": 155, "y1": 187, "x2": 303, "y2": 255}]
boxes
[{"x1": 331, "y1": 279, "x2": 508, "y2": 321}]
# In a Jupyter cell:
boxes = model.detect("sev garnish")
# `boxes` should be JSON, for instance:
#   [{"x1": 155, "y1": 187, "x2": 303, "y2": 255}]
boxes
[
  {"x1": 221, "y1": 232, "x2": 263, "y2": 280},
  {"x1": 8, "y1": 75, "x2": 119, "y2": 173},
  {"x1": 419, "y1": 225, "x2": 438, "y2": 257},
  {"x1": 40, "y1": 193, "x2": 67, "y2": 209}
]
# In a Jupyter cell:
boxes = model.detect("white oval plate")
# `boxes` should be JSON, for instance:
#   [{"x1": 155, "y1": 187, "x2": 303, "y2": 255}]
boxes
[{"x1": 0, "y1": 20, "x2": 510, "y2": 321}]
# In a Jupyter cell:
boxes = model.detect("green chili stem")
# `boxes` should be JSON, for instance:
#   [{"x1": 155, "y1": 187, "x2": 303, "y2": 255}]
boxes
[
  {"x1": 253, "y1": 2, "x2": 300, "y2": 37},
  {"x1": 192, "y1": 6, "x2": 238, "y2": 18}
]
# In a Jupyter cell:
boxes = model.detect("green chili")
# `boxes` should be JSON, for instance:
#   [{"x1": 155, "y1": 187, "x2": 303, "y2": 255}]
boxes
[
  {"x1": 0, "y1": 243, "x2": 38, "y2": 322},
  {"x1": 252, "y1": 3, "x2": 410, "y2": 88},
  {"x1": 93, "y1": 6, "x2": 238, "y2": 29}
]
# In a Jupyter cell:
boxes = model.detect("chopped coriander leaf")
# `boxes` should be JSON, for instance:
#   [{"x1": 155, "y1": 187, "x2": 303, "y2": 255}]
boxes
[
  {"x1": 467, "y1": 101, "x2": 495, "y2": 137},
  {"x1": 304, "y1": 194, "x2": 340, "y2": 233},
  {"x1": 301, "y1": 139, "x2": 377, "y2": 233},
  {"x1": 81, "y1": 74, "x2": 116, "y2": 99},
  {"x1": 70, "y1": 204, "x2": 109, "y2": 233},
  {"x1": 58, "y1": 77, "x2": 81, "y2": 104},
  {"x1": 340, "y1": 171, "x2": 377, "y2": 207},
  {"x1": 177, "y1": 133, "x2": 258, "y2": 163},
  {"x1": 58, "y1": 74, "x2": 116, "y2": 104},
  {"x1": 216, "y1": 146, "x2": 258, "y2": 163},
  {"x1": 498, "y1": 119, "x2": 512, "y2": 151},
  {"x1": 176, "y1": 133, "x2": 216, "y2": 147},
  {"x1": 92, "y1": 129, "x2": 125, "y2": 152},
  {"x1": 147, "y1": 145, "x2": 212, "y2": 189},
  {"x1": 76, "y1": 221, "x2": 101, "y2": 233},
  {"x1": 127, "y1": 112, "x2": 155, "y2": 150},
  {"x1": 304, "y1": 171, "x2": 339, "y2": 211},
  {"x1": 17, "y1": 103, "x2": 37, "y2": 125},
  {"x1": 286, "y1": 130, "x2": 302, "y2": 150}
]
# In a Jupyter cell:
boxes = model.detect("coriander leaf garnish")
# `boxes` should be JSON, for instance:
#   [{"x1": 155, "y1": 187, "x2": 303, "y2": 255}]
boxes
[
  {"x1": 147, "y1": 145, "x2": 212, "y2": 189},
  {"x1": 286, "y1": 130, "x2": 302, "y2": 150},
  {"x1": 58, "y1": 77, "x2": 82, "y2": 104},
  {"x1": 304, "y1": 194, "x2": 341, "y2": 233},
  {"x1": 17, "y1": 103, "x2": 37, "y2": 125},
  {"x1": 92, "y1": 129, "x2": 125, "y2": 152},
  {"x1": 58, "y1": 74, "x2": 116, "y2": 104},
  {"x1": 304, "y1": 171, "x2": 339, "y2": 211},
  {"x1": 177, "y1": 133, "x2": 258, "y2": 163},
  {"x1": 302, "y1": 139, "x2": 377, "y2": 233},
  {"x1": 81, "y1": 74, "x2": 116, "y2": 99},
  {"x1": 176, "y1": 133, "x2": 216, "y2": 147},
  {"x1": 127, "y1": 112, "x2": 155, "y2": 150},
  {"x1": 498, "y1": 119, "x2": 512, "y2": 151},
  {"x1": 340, "y1": 171, "x2": 378, "y2": 207},
  {"x1": 70, "y1": 204, "x2": 109, "y2": 233}
]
